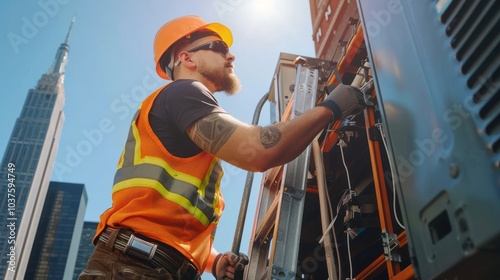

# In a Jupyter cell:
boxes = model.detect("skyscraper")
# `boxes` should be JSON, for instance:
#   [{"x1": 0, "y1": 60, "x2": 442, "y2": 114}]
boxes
[
  {"x1": 25, "y1": 181, "x2": 87, "y2": 280},
  {"x1": 0, "y1": 18, "x2": 74, "y2": 279},
  {"x1": 72, "y1": 221, "x2": 99, "y2": 279}
]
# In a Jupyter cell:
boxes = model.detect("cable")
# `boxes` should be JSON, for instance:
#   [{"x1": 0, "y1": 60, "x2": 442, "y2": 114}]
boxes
[
  {"x1": 346, "y1": 231, "x2": 353, "y2": 280},
  {"x1": 377, "y1": 123, "x2": 405, "y2": 230},
  {"x1": 320, "y1": 141, "x2": 343, "y2": 280},
  {"x1": 319, "y1": 131, "x2": 358, "y2": 279},
  {"x1": 328, "y1": 193, "x2": 342, "y2": 280},
  {"x1": 339, "y1": 139, "x2": 355, "y2": 280},
  {"x1": 319, "y1": 188, "x2": 354, "y2": 280},
  {"x1": 338, "y1": 139, "x2": 352, "y2": 191},
  {"x1": 319, "y1": 187, "x2": 349, "y2": 279},
  {"x1": 332, "y1": 190, "x2": 351, "y2": 280},
  {"x1": 318, "y1": 161, "x2": 355, "y2": 279}
]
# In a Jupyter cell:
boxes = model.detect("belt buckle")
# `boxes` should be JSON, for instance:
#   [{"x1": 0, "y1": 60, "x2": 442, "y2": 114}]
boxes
[{"x1": 124, "y1": 233, "x2": 158, "y2": 261}]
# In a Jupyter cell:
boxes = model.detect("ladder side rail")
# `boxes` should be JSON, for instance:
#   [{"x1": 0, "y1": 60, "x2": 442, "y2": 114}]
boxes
[{"x1": 267, "y1": 65, "x2": 320, "y2": 279}]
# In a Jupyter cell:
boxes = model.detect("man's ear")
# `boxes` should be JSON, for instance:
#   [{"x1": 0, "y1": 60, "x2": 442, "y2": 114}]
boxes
[{"x1": 178, "y1": 51, "x2": 196, "y2": 69}]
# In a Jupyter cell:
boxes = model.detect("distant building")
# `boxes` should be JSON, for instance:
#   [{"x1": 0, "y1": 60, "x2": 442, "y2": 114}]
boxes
[
  {"x1": 25, "y1": 181, "x2": 87, "y2": 280},
  {"x1": 0, "y1": 19, "x2": 75, "y2": 279},
  {"x1": 72, "y1": 221, "x2": 98, "y2": 279}
]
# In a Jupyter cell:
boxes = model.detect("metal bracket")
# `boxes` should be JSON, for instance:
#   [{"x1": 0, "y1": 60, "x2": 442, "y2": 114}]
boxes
[
  {"x1": 332, "y1": 62, "x2": 344, "y2": 84},
  {"x1": 343, "y1": 190, "x2": 362, "y2": 228},
  {"x1": 368, "y1": 125, "x2": 381, "y2": 141},
  {"x1": 381, "y1": 230, "x2": 402, "y2": 262},
  {"x1": 271, "y1": 265, "x2": 295, "y2": 280},
  {"x1": 360, "y1": 78, "x2": 375, "y2": 106},
  {"x1": 283, "y1": 185, "x2": 305, "y2": 200}
]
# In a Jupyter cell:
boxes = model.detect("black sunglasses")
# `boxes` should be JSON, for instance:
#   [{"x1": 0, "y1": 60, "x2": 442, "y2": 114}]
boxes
[{"x1": 186, "y1": 40, "x2": 229, "y2": 56}]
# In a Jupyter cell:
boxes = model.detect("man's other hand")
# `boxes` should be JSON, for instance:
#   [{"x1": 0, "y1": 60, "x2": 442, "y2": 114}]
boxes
[{"x1": 212, "y1": 251, "x2": 248, "y2": 280}]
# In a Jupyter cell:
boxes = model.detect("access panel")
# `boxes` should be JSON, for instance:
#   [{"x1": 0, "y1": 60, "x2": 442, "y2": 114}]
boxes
[{"x1": 357, "y1": 0, "x2": 500, "y2": 279}]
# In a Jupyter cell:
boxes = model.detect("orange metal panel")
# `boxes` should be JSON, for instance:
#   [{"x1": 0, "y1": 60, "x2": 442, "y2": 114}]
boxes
[
  {"x1": 393, "y1": 265, "x2": 415, "y2": 280},
  {"x1": 356, "y1": 254, "x2": 386, "y2": 280},
  {"x1": 364, "y1": 104, "x2": 401, "y2": 277},
  {"x1": 322, "y1": 120, "x2": 341, "y2": 152},
  {"x1": 328, "y1": 24, "x2": 365, "y2": 86},
  {"x1": 355, "y1": 232, "x2": 413, "y2": 280},
  {"x1": 364, "y1": 105, "x2": 394, "y2": 231},
  {"x1": 322, "y1": 25, "x2": 365, "y2": 152}
]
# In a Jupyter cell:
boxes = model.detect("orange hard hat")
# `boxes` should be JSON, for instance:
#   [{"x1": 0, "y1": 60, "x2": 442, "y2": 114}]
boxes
[{"x1": 154, "y1": 15, "x2": 233, "y2": 80}]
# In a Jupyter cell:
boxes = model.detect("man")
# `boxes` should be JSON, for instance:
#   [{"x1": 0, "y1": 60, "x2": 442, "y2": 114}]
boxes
[{"x1": 79, "y1": 15, "x2": 364, "y2": 280}]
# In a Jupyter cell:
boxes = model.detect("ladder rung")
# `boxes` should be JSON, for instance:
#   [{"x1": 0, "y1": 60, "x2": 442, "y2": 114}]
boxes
[
  {"x1": 263, "y1": 165, "x2": 283, "y2": 190},
  {"x1": 258, "y1": 269, "x2": 268, "y2": 280},
  {"x1": 254, "y1": 193, "x2": 280, "y2": 244}
]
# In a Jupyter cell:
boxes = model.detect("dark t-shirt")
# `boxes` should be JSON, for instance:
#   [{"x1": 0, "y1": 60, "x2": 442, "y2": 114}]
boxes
[{"x1": 149, "y1": 79, "x2": 227, "y2": 158}]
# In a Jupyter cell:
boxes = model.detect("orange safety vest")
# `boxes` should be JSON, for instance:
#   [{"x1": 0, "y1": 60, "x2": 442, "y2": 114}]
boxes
[{"x1": 95, "y1": 84, "x2": 225, "y2": 271}]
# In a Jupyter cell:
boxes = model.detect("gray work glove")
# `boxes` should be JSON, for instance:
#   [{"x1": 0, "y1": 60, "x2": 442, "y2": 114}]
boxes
[
  {"x1": 319, "y1": 84, "x2": 365, "y2": 120},
  {"x1": 212, "y1": 251, "x2": 248, "y2": 280}
]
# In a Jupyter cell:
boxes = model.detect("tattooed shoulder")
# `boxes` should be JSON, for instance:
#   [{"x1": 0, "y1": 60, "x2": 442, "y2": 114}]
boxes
[{"x1": 191, "y1": 114, "x2": 237, "y2": 154}]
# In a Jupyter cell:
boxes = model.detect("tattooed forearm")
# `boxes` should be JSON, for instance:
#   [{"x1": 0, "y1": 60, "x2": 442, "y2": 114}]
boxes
[
  {"x1": 260, "y1": 126, "x2": 282, "y2": 149},
  {"x1": 191, "y1": 114, "x2": 237, "y2": 154}
]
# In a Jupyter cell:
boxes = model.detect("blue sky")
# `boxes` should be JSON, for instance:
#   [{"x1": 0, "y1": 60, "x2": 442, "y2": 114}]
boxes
[{"x1": 0, "y1": 0, "x2": 316, "y2": 276}]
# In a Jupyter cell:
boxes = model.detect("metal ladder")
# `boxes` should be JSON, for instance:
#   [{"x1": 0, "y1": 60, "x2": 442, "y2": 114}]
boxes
[{"x1": 244, "y1": 53, "x2": 336, "y2": 280}]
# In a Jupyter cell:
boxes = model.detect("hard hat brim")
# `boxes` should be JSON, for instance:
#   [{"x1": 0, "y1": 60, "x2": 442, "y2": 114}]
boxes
[{"x1": 199, "y1": 22, "x2": 233, "y2": 48}]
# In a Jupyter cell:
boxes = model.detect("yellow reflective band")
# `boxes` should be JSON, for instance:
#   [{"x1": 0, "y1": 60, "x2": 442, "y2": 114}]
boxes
[
  {"x1": 132, "y1": 121, "x2": 142, "y2": 165},
  {"x1": 117, "y1": 148, "x2": 125, "y2": 170},
  {"x1": 200, "y1": 158, "x2": 222, "y2": 199},
  {"x1": 119, "y1": 109, "x2": 141, "y2": 169},
  {"x1": 213, "y1": 171, "x2": 223, "y2": 211},
  {"x1": 113, "y1": 178, "x2": 211, "y2": 227},
  {"x1": 142, "y1": 156, "x2": 202, "y2": 187}
]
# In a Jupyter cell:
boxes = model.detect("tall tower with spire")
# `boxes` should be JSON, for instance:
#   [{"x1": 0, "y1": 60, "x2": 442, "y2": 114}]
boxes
[{"x1": 0, "y1": 18, "x2": 74, "y2": 279}]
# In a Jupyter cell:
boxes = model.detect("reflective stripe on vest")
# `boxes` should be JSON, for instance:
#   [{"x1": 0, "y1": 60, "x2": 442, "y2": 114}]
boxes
[{"x1": 113, "y1": 109, "x2": 223, "y2": 227}]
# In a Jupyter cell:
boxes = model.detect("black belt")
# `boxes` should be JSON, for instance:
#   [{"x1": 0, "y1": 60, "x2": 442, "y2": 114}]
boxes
[{"x1": 99, "y1": 227, "x2": 200, "y2": 280}]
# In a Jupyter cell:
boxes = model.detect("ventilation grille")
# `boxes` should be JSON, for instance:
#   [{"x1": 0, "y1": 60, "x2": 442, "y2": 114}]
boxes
[{"x1": 439, "y1": 0, "x2": 500, "y2": 153}]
